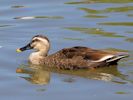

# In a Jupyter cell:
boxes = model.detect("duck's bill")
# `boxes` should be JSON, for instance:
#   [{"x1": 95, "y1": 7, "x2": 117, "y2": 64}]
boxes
[{"x1": 16, "y1": 43, "x2": 32, "y2": 53}]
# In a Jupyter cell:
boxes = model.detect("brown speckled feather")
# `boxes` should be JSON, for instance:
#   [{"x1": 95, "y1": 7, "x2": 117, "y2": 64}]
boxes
[
  {"x1": 40, "y1": 46, "x2": 127, "y2": 70},
  {"x1": 49, "y1": 46, "x2": 114, "y2": 60}
]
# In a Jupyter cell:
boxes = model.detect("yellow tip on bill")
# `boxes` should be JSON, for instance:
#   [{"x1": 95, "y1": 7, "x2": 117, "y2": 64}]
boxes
[{"x1": 16, "y1": 48, "x2": 22, "y2": 53}]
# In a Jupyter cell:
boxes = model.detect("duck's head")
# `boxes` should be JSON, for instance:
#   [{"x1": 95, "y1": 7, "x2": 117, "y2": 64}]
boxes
[{"x1": 16, "y1": 35, "x2": 50, "y2": 55}]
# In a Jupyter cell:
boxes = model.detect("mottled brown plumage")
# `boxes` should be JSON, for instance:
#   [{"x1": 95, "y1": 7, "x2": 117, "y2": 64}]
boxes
[{"x1": 17, "y1": 35, "x2": 129, "y2": 70}]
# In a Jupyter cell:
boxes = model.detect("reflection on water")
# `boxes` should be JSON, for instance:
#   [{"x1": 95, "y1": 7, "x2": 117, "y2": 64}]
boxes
[
  {"x1": 103, "y1": 48, "x2": 129, "y2": 52},
  {"x1": 66, "y1": 27, "x2": 124, "y2": 38},
  {"x1": 66, "y1": 0, "x2": 133, "y2": 4},
  {"x1": 128, "y1": 14, "x2": 133, "y2": 17},
  {"x1": 0, "y1": 25, "x2": 11, "y2": 28},
  {"x1": 14, "y1": 16, "x2": 64, "y2": 20},
  {"x1": 16, "y1": 64, "x2": 128, "y2": 85},
  {"x1": 115, "y1": 91, "x2": 130, "y2": 94},
  {"x1": 105, "y1": 6, "x2": 133, "y2": 12},
  {"x1": 85, "y1": 14, "x2": 108, "y2": 18},
  {"x1": 79, "y1": 8, "x2": 101, "y2": 14},
  {"x1": 99, "y1": 22, "x2": 133, "y2": 26},
  {"x1": 16, "y1": 65, "x2": 50, "y2": 85},
  {"x1": 79, "y1": 6, "x2": 133, "y2": 14},
  {"x1": 11, "y1": 5, "x2": 25, "y2": 8},
  {"x1": 65, "y1": 1, "x2": 94, "y2": 4},
  {"x1": 126, "y1": 38, "x2": 133, "y2": 43},
  {"x1": 64, "y1": 37, "x2": 83, "y2": 41}
]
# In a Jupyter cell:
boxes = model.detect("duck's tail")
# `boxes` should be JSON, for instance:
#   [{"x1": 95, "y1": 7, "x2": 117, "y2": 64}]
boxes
[{"x1": 106, "y1": 52, "x2": 129, "y2": 63}]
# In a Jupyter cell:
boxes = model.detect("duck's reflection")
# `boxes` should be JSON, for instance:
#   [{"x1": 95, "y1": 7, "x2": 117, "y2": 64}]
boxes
[
  {"x1": 51, "y1": 65, "x2": 127, "y2": 83},
  {"x1": 16, "y1": 65, "x2": 127, "y2": 85},
  {"x1": 16, "y1": 65, "x2": 50, "y2": 85}
]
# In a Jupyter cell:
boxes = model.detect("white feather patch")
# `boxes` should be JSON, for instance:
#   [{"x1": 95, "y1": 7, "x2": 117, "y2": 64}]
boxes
[
  {"x1": 92, "y1": 55, "x2": 114, "y2": 62},
  {"x1": 106, "y1": 55, "x2": 126, "y2": 63}
]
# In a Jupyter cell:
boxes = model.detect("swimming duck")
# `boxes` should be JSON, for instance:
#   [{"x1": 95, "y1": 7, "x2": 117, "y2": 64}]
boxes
[{"x1": 16, "y1": 35, "x2": 129, "y2": 70}]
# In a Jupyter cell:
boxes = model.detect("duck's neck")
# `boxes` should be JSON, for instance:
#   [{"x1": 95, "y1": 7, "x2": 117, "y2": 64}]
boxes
[{"x1": 29, "y1": 50, "x2": 48, "y2": 65}]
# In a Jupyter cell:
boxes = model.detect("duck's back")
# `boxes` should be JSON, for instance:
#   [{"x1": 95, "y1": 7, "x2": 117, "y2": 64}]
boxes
[
  {"x1": 56, "y1": 46, "x2": 114, "y2": 60},
  {"x1": 43, "y1": 46, "x2": 128, "y2": 70}
]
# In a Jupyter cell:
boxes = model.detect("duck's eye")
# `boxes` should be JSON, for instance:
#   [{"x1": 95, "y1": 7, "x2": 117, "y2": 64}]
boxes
[{"x1": 32, "y1": 40, "x2": 36, "y2": 43}]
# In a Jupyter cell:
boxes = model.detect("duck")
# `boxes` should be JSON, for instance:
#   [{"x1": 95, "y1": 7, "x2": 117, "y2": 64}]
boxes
[{"x1": 16, "y1": 35, "x2": 129, "y2": 70}]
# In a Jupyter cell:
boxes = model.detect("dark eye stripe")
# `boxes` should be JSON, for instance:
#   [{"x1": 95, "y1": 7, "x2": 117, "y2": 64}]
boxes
[{"x1": 32, "y1": 39, "x2": 40, "y2": 42}]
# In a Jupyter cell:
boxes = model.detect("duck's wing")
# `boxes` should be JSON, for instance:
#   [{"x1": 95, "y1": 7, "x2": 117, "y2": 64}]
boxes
[{"x1": 56, "y1": 46, "x2": 129, "y2": 63}]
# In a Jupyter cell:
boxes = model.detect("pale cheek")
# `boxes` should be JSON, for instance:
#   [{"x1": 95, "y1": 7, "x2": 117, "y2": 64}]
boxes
[{"x1": 35, "y1": 44, "x2": 43, "y2": 50}]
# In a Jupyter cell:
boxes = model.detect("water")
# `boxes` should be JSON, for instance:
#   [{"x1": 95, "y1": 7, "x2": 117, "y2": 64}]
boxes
[{"x1": 0, "y1": 0, "x2": 133, "y2": 100}]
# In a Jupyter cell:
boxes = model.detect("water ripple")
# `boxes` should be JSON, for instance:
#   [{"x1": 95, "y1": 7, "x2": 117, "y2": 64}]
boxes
[
  {"x1": 11, "y1": 5, "x2": 26, "y2": 8},
  {"x1": 65, "y1": 27, "x2": 125, "y2": 38},
  {"x1": 13, "y1": 16, "x2": 64, "y2": 20},
  {"x1": 99, "y1": 22, "x2": 133, "y2": 26},
  {"x1": 66, "y1": 0, "x2": 133, "y2": 4}
]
